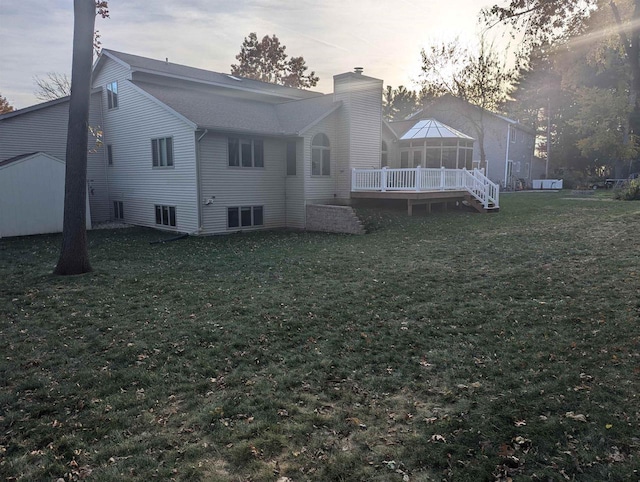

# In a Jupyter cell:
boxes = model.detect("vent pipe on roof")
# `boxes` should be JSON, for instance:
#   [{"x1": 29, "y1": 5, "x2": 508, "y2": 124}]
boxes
[
  {"x1": 165, "y1": 58, "x2": 169, "y2": 65},
  {"x1": 354, "y1": 67, "x2": 363, "y2": 74}
]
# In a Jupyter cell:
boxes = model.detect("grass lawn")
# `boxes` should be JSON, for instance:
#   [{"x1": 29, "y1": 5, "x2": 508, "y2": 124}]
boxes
[{"x1": 1, "y1": 192, "x2": 639, "y2": 481}]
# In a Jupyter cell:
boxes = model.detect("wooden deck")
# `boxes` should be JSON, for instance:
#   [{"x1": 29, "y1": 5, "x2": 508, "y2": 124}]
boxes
[{"x1": 351, "y1": 190, "x2": 468, "y2": 215}]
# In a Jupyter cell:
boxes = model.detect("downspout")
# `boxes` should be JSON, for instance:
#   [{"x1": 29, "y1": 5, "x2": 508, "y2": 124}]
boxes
[
  {"x1": 195, "y1": 129, "x2": 208, "y2": 233},
  {"x1": 504, "y1": 123, "x2": 511, "y2": 187}
]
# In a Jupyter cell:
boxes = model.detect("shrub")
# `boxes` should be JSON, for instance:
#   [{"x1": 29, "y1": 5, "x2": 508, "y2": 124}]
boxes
[{"x1": 614, "y1": 179, "x2": 640, "y2": 200}]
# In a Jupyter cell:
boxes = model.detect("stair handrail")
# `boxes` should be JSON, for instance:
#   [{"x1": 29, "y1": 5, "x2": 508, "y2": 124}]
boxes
[{"x1": 463, "y1": 169, "x2": 500, "y2": 209}]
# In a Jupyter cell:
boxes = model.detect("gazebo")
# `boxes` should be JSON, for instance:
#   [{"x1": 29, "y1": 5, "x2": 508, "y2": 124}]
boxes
[{"x1": 398, "y1": 119, "x2": 475, "y2": 170}]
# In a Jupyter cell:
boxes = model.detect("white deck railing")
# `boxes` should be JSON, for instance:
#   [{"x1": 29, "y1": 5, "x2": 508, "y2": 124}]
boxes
[{"x1": 351, "y1": 167, "x2": 499, "y2": 209}]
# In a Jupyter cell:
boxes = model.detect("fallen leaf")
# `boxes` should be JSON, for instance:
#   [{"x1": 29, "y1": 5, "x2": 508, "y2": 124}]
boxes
[{"x1": 565, "y1": 412, "x2": 587, "y2": 422}]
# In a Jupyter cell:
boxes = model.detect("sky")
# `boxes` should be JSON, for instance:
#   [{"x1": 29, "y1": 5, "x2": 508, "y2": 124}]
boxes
[{"x1": 0, "y1": 0, "x2": 508, "y2": 109}]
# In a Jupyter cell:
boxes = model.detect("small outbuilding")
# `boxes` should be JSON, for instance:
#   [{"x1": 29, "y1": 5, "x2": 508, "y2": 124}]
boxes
[{"x1": 0, "y1": 152, "x2": 91, "y2": 238}]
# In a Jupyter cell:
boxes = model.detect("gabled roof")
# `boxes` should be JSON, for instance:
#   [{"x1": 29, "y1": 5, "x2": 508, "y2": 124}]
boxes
[
  {"x1": 132, "y1": 81, "x2": 341, "y2": 136},
  {"x1": 99, "y1": 49, "x2": 322, "y2": 102},
  {"x1": 0, "y1": 89, "x2": 102, "y2": 121},
  {"x1": 400, "y1": 119, "x2": 474, "y2": 141},
  {"x1": 415, "y1": 94, "x2": 536, "y2": 135},
  {"x1": 0, "y1": 152, "x2": 63, "y2": 168}
]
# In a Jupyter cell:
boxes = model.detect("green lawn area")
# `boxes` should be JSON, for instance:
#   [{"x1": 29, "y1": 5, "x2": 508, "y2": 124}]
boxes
[{"x1": 1, "y1": 192, "x2": 639, "y2": 481}]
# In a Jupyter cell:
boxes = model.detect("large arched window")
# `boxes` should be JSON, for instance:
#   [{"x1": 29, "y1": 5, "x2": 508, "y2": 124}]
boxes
[
  {"x1": 381, "y1": 141, "x2": 388, "y2": 167},
  {"x1": 311, "y1": 133, "x2": 330, "y2": 176}
]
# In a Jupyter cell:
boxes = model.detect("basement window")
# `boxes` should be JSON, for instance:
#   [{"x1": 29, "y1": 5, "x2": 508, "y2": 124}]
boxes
[
  {"x1": 155, "y1": 205, "x2": 176, "y2": 227},
  {"x1": 227, "y1": 206, "x2": 264, "y2": 229},
  {"x1": 113, "y1": 200, "x2": 124, "y2": 220}
]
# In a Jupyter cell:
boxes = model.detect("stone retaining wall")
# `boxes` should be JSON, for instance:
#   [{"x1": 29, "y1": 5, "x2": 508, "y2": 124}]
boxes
[{"x1": 305, "y1": 204, "x2": 365, "y2": 235}]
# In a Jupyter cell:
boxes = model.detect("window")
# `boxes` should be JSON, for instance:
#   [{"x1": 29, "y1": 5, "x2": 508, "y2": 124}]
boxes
[
  {"x1": 400, "y1": 150, "x2": 409, "y2": 168},
  {"x1": 107, "y1": 81, "x2": 118, "y2": 109},
  {"x1": 228, "y1": 138, "x2": 264, "y2": 167},
  {"x1": 155, "y1": 205, "x2": 176, "y2": 227},
  {"x1": 442, "y1": 148, "x2": 457, "y2": 169},
  {"x1": 511, "y1": 128, "x2": 517, "y2": 143},
  {"x1": 286, "y1": 141, "x2": 297, "y2": 175},
  {"x1": 311, "y1": 133, "x2": 330, "y2": 176},
  {"x1": 227, "y1": 206, "x2": 264, "y2": 228},
  {"x1": 425, "y1": 148, "x2": 440, "y2": 168},
  {"x1": 152, "y1": 137, "x2": 174, "y2": 167},
  {"x1": 381, "y1": 141, "x2": 388, "y2": 167},
  {"x1": 113, "y1": 201, "x2": 124, "y2": 220},
  {"x1": 107, "y1": 144, "x2": 113, "y2": 165},
  {"x1": 412, "y1": 150, "x2": 423, "y2": 168}
]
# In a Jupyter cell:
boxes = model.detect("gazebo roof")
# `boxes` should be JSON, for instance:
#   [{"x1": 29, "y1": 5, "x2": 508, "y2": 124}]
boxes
[{"x1": 400, "y1": 118, "x2": 474, "y2": 141}]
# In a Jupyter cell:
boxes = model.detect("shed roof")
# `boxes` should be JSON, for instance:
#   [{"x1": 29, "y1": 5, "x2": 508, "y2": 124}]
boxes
[
  {"x1": 399, "y1": 119, "x2": 474, "y2": 141},
  {"x1": 0, "y1": 152, "x2": 64, "y2": 169}
]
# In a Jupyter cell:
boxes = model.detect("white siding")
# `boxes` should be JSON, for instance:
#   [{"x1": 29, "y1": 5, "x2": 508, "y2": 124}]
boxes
[
  {"x1": 198, "y1": 134, "x2": 288, "y2": 234},
  {"x1": 304, "y1": 114, "x2": 339, "y2": 204},
  {"x1": 333, "y1": 73, "x2": 383, "y2": 198},
  {"x1": 0, "y1": 93, "x2": 110, "y2": 223},
  {"x1": 382, "y1": 127, "x2": 398, "y2": 167},
  {"x1": 93, "y1": 58, "x2": 199, "y2": 233},
  {"x1": 0, "y1": 153, "x2": 91, "y2": 237},
  {"x1": 285, "y1": 139, "x2": 305, "y2": 228}
]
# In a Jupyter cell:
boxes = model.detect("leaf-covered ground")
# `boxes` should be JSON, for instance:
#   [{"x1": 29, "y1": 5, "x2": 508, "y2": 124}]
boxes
[{"x1": 1, "y1": 192, "x2": 639, "y2": 481}]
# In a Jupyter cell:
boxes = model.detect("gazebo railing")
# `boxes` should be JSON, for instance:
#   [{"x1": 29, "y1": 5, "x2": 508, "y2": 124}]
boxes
[{"x1": 351, "y1": 166, "x2": 499, "y2": 209}]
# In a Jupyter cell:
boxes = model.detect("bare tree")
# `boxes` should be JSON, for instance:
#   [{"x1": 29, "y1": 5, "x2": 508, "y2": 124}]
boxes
[
  {"x1": 34, "y1": 72, "x2": 71, "y2": 101},
  {"x1": 420, "y1": 36, "x2": 514, "y2": 169}
]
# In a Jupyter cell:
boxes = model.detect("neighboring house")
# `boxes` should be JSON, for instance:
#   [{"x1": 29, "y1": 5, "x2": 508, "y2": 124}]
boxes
[
  {"x1": 0, "y1": 50, "x2": 505, "y2": 237},
  {"x1": 0, "y1": 152, "x2": 91, "y2": 237},
  {"x1": 407, "y1": 95, "x2": 540, "y2": 189}
]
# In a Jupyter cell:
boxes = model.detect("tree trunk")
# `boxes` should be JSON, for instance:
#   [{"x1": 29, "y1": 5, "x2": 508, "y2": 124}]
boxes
[{"x1": 54, "y1": 0, "x2": 96, "y2": 276}]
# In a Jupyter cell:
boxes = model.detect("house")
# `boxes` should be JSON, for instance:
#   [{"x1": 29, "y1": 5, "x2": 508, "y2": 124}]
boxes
[
  {"x1": 0, "y1": 50, "x2": 501, "y2": 237},
  {"x1": 400, "y1": 95, "x2": 541, "y2": 189},
  {"x1": 0, "y1": 152, "x2": 91, "y2": 237}
]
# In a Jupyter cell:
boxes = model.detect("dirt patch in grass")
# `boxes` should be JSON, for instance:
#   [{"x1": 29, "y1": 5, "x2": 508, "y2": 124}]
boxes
[{"x1": 1, "y1": 192, "x2": 639, "y2": 481}]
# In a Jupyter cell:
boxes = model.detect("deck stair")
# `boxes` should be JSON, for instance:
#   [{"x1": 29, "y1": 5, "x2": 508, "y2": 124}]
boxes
[{"x1": 465, "y1": 194, "x2": 499, "y2": 213}]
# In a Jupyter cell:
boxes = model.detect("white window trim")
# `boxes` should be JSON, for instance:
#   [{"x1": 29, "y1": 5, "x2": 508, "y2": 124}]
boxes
[
  {"x1": 151, "y1": 137, "x2": 174, "y2": 168},
  {"x1": 155, "y1": 204, "x2": 177, "y2": 227},
  {"x1": 107, "y1": 81, "x2": 118, "y2": 110},
  {"x1": 228, "y1": 138, "x2": 264, "y2": 168},
  {"x1": 113, "y1": 200, "x2": 124, "y2": 220},
  {"x1": 227, "y1": 205, "x2": 264, "y2": 229},
  {"x1": 311, "y1": 133, "x2": 331, "y2": 176}
]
